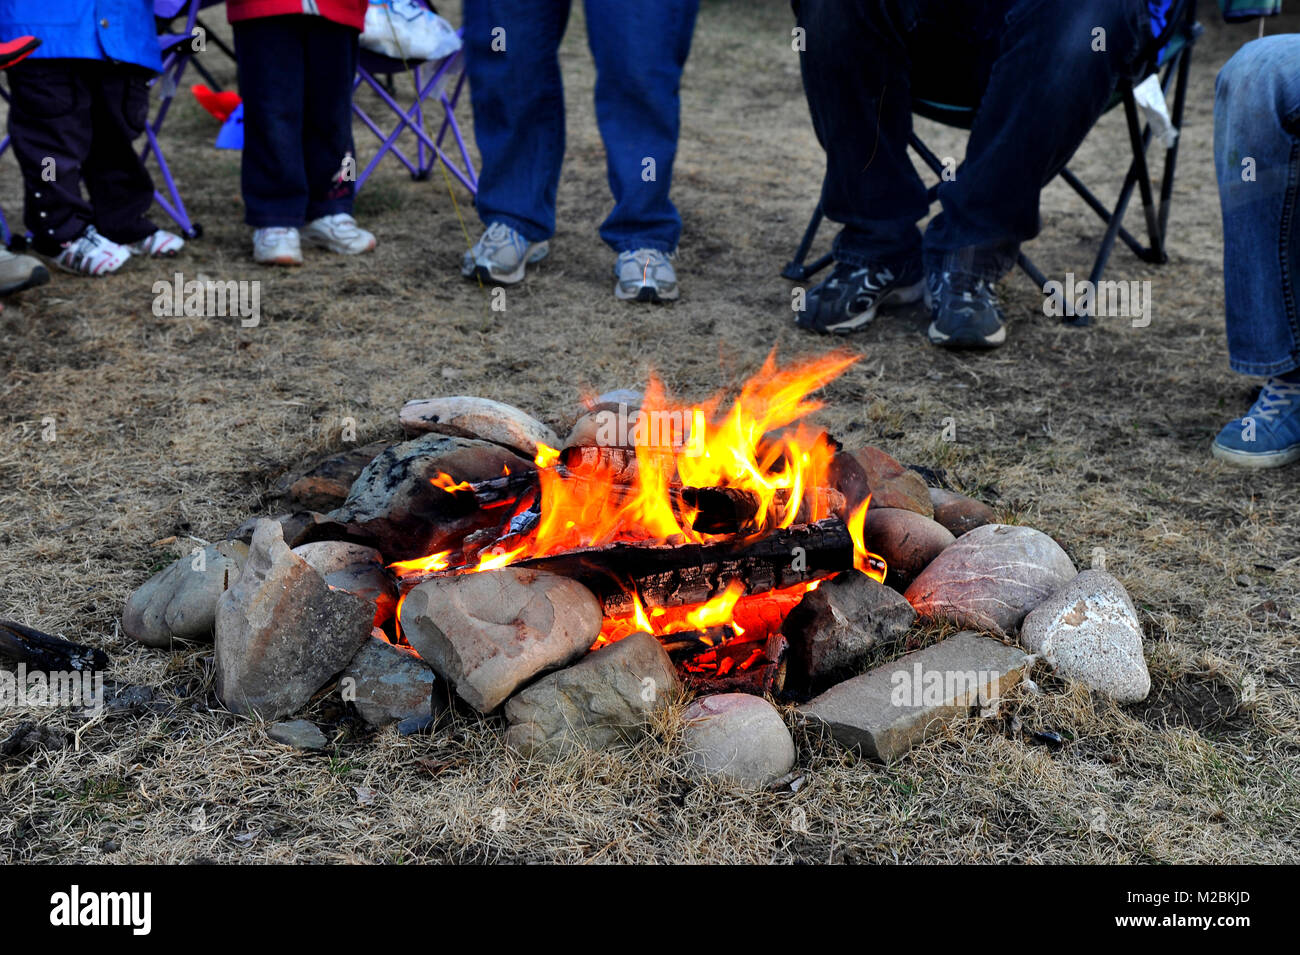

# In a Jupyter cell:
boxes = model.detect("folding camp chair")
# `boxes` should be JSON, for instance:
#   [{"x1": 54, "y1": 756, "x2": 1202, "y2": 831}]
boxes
[
  {"x1": 781, "y1": 0, "x2": 1204, "y2": 324},
  {"x1": 350, "y1": 3, "x2": 477, "y2": 196},
  {"x1": 0, "y1": 0, "x2": 213, "y2": 247}
]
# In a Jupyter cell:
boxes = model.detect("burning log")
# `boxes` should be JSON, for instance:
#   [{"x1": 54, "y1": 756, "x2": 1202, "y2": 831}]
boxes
[
  {"x1": 508, "y1": 518, "x2": 855, "y2": 616},
  {"x1": 0, "y1": 619, "x2": 108, "y2": 672}
]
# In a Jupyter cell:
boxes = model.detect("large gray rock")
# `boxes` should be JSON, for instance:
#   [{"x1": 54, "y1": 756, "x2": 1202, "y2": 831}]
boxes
[
  {"x1": 399, "y1": 567, "x2": 603, "y2": 713},
  {"x1": 782, "y1": 572, "x2": 916, "y2": 691},
  {"x1": 682, "y1": 693, "x2": 795, "y2": 788},
  {"x1": 329, "y1": 433, "x2": 531, "y2": 561},
  {"x1": 292, "y1": 541, "x2": 396, "y2": 621},
  {"x1": 123, "y1": 540, "x2": 249, "y2": 647},
  {"x1": 800, "y1": 631, "x2": 1029, "y2": 761},
  {"x1": 504, "y1": 632, "x2": 677, "y2": 759},
  {"x1": 341, "y1": 636, "x2": 441, "y2": 727},
  {"x1": 399, "y1": 396, "x2": 558, "y2": 458},
  {"x1": 904, "y1": 524, "x2": 1077, "y2": 637},
  {"x1": 1021, "y1": 570, "x2": 1150, "y2": 702},
  {"x1": 214, "y1": 520, "x2": 373, "y2": 719}
]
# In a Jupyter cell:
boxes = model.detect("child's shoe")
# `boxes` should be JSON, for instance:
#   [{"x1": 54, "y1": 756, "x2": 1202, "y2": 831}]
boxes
[
  {"x1": 303, "y1": 214, "x2": 375, "y2": 255},
  {"x1": 253, "y1": 227, "x2": 303, "y2": 266},
  {"x1": 51, "y1": 226, "x2": 131, "y2": 276},
  {"x1": 129, "y1": 229, "x2": 185, "y2": 257},
  {"x1": 1212, "y1": 374, "x2": 1300, "y2": 468}
]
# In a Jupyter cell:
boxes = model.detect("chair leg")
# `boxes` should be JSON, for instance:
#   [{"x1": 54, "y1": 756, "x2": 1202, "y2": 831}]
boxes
[
  {"x1": 1158, "y1": 40, "x2": 1194, "y2": 240},
  {"x1": 781, "y1": 201, "x2": 831, "y2": 282},
  {"x1": 1122, "y1": 87, "x2": 1166, "y2": 264}
]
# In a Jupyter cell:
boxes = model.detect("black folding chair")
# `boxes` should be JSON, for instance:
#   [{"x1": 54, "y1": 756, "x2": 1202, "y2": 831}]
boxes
[{"x1": 782, "y1": 0, "x2": 1203, "y2": 325}]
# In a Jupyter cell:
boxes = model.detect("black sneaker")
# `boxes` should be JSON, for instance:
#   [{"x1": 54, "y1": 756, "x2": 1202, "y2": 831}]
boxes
[
  {"x1": 925, "y1": 269, "x2": 1007, "y2": 349},
  {"x1": 796, "y1": 258, "x2": 924, "y2": 334}
]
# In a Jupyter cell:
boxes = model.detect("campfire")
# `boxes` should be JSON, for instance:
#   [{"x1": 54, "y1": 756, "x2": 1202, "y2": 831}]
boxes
[
  {"x1": 382, "y1": 351, "x2": 886, "y2": 694},
  {"x1": 116, "y1": 346, "x2": 1145, "y2": 778}
]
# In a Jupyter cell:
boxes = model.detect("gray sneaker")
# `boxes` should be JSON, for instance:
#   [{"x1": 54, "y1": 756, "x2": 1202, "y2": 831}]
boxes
[
  {"x1": 0, "y1": 247, "x2": 50, "y2": 295},
  {"x1": 614, "y1": 248, "x2": 678, "y2": 302},
  {"x1": 461, "y1": 221, "x2": 548, "y2": 284}
]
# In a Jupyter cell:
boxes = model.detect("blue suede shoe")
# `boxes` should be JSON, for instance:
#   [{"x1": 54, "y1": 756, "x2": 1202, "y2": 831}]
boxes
[{"x1": 1212, "y1": 375, "x2": 1300, "y2": 468}]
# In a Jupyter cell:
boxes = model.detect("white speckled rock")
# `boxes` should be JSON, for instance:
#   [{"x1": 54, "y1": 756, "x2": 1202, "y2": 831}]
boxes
[
  {"x1": 681, "y1": 693, "x2": 795, "y2": 788},
  {"x1": 398, "y1": 396, "x2": 558, "y2": 457},
  {"x1": 1021, "y1": 570, "x2": 1150, "y2": 702}
]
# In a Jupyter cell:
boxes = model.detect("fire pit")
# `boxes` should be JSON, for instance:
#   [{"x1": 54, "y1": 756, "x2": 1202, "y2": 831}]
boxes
[{"x1": 118, "y1": 350, "x2": 1152, "y2": 784}]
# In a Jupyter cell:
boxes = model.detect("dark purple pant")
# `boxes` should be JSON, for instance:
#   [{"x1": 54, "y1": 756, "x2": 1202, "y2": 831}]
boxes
[{"x1": 6, "y1": 58, "x2": 159, "y2": 254}]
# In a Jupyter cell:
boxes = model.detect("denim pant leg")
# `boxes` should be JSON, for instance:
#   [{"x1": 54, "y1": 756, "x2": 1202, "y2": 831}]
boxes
[
  {"x1": 235, "y1": 17, "x2": 309, "y2": 227},
  {"x1": 584, "y1": 0, "x2": 699, "y2": 254},
  {"x1": 793, "y1": 0, "x2": 929, "y2": 267},
  {"x1": 925, "y1": 0, "x2": 1147, "y2": 278},
  {"x1": 463, "y1": 0, "x2": 570, "y2": 243},
  {"x1": 1214, "y1": 35, "x2": 1300, "y2": 377}
]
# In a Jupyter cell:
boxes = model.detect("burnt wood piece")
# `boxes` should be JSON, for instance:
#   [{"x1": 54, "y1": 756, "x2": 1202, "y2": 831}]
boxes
[
  {"x1": 409, "y1": 519, "x2": 853, "y2": 615},
  {"x1": 0, "y1": 619, "x2": 108, "y2": 672}
]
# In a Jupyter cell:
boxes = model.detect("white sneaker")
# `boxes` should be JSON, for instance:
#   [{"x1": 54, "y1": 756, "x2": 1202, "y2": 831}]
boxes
[
  {"x1": 128, "y1": 229, "x2": 185, "y2": 257},
  {"x1": 52, "y1": 226, "x2": 131, "y2": 276},
  {"x1": 253, "y1": 227, "x2": 303, "y2": 266},
  {"x1": 303, "y1": 213, "x2": 375, "y2": 255},
  {"x1": 461, "y1": 221, "x2": 548, "y2": 284},
  {"x1": 614, "y1": 248, "x2": 679, "y2": 302}
]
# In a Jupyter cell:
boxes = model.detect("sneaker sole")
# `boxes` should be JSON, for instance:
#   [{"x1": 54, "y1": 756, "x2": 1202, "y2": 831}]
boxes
[
  {"x1": 304, "y1": 234, "x2": 376, "y2": 255},
  {"x1": 1211, "y1": 441, "x2": 1300, "y2": 469},
  {"x1": 615, "y1": 282, "x2": 679, "y2": 303},
  {"x1": 927, "y1": 318, "x2": 1007, "y2": 349},
  {"x1": 255, "y1": 254, "x2": 303, "y2": 266},
  {"x1": 818, "y1": 279, "x2": 925, "y2": 334},
  {"x1": 0, "y1": 265, "x2": 50, "y2": 296},
  {"x1": 463, "y1": 243, "x2": 549, "y2": 285}
]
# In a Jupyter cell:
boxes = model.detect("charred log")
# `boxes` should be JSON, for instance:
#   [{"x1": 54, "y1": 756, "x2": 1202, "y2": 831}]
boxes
[{"x1": 0, "y1": 619, "x2": 108, "y2": 672}]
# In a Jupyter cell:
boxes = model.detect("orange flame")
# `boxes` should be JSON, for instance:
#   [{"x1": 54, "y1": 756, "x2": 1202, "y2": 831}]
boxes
[{"x1": 391, "y1": 350, "x2": 877, "y2": 646}]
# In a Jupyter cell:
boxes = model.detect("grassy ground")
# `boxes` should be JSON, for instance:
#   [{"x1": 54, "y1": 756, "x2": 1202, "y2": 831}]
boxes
[{"x1": 1, "y1": 2, "x2": 1297, "y2": 863}]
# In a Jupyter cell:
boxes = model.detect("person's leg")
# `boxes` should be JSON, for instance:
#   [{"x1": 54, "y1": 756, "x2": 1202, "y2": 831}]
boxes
[
  {"x1": 794, "y1": 0, "x2": 928, "y2": 268},
  {"x1": 83, "y1": 63, "x2": 163, "y2": 246},
  {"x1": 1211, "y1": 35, "x2": 1300, "y2": 468},
  {"x1": 234, "y1": 15, "x2": 309, "y2": 228},
  {"x1": 583, "y1": 0, "x2": 698, "y2": 256},
  {"x1": 5, "y1": 58, "x2": 96, "y2": 253},
  {"x1": 302, "y1": 16, "x2": 360, "y2": 221},
  {"x1": 924, "y1": 0, "x2": 1148, "y2": 276},
  {"x1": 462, "y1": 0, "x2": 570, "y2": 243}
]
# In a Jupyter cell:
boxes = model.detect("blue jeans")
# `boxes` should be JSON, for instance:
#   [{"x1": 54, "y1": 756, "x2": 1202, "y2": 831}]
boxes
[
  {"x1": 462, "y1": 0, "x2": 699, "y2": 253},
  {"x1": 793, "y1": 0, "x2": 1148, "y2": 277},
  {"x1": 1214, "y1": 35, "x2": 1300, "y2": 378},
  {"x1": 233, "y1": 16, "x2": 359, "y2": 228}
]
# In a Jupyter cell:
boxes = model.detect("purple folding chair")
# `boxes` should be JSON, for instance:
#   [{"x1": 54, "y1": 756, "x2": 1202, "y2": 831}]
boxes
[
  {"x1": 351, "y1": 5, "x2": 477, "y2": 196},
  {"x1": 143, "y1": 0, "x2": 224, "y2": 238}
]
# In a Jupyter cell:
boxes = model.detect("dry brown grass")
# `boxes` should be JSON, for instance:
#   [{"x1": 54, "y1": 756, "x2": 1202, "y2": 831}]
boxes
[{"x1": 1, "y1": 1, "x2": 1297, "y2": 863}]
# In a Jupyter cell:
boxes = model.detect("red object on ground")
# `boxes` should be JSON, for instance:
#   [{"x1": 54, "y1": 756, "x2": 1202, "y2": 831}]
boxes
[
  {"x1": 191, "y1": 84, "x2": 243, "y2": 123},
  {"x1": 0, "y1": 36, "x2": 40, "y2": 71}
]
